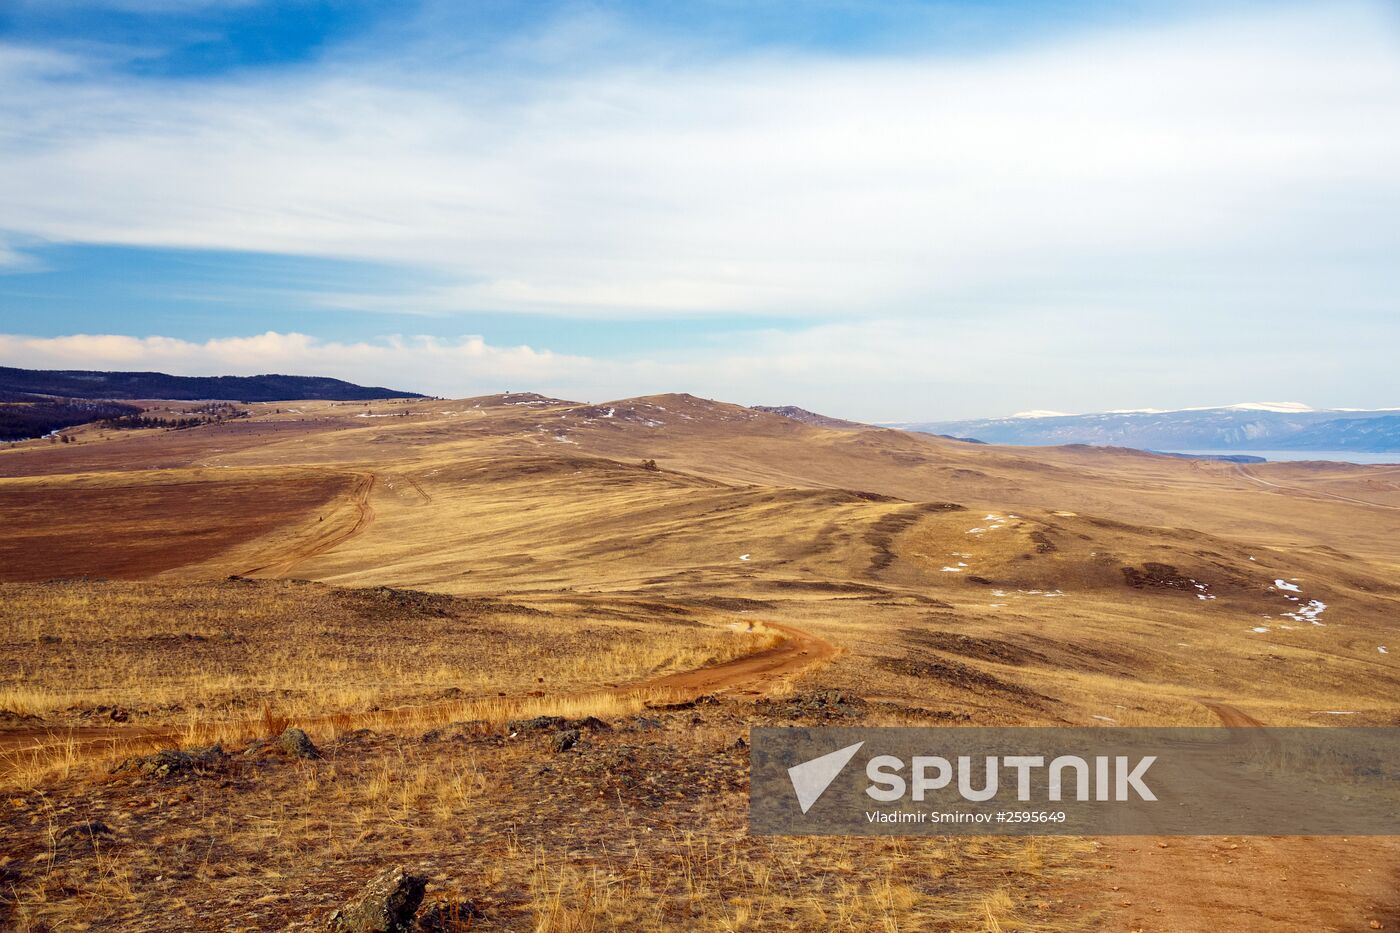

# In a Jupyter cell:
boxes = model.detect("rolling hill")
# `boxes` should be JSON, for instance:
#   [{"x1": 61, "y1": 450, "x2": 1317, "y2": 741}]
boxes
[
  {"x1": 0, "y1": 366, "x2": 423, "y2": 404},
  {"x1": 2, "y1": 389, "x2": 1398, "y2": 929}
]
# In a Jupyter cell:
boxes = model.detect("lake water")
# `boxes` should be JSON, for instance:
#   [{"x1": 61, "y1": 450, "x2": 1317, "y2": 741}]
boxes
[{"x1": 1167, "y1": 449, "x2": 1400, "y2": 465}]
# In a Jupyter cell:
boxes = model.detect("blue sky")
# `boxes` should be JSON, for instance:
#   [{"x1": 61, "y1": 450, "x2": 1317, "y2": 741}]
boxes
[{"x1": 1, "y1": 0, "x2": 1397, "y2": 418}]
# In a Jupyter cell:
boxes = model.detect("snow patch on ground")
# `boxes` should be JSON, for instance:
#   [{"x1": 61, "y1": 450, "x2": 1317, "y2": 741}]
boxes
[
  {"x1": 1275, "y1": 580, "x2": 1300, "y2": 592},
  {"x1": 1282, "y1": 599, "x2": 1327, "y2": 625},
  {"x1": 739, "y1": 554, "x2": 750, "y2": 561}
]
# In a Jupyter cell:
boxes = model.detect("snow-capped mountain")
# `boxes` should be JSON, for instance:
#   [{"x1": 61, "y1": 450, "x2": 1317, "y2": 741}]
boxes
[{"x1": 901, "y1": 404, "x2": 1400, "y2": 452}]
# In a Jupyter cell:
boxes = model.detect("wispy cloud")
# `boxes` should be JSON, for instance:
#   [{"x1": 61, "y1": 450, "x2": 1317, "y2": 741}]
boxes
[
  {"x1": 2, "y1": 3, "x2": 1397, "y2": 320},
  {"x1": 0, "y1": 331, "x2": 592, "y2": 395},
  {"x1": 1, "y1": 2, "x2": 1398, "y2": 416},
  {"x1": 6, "y1": 313, "x2": 1391, "y2": 420}
]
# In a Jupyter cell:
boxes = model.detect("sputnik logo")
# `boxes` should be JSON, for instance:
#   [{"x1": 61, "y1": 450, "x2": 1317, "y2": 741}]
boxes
[{"x1": 787, "y1": 741, "x2": 864, "y2": 814}]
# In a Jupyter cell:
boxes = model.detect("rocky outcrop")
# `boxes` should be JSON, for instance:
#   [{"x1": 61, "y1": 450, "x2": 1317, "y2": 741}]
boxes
[{"x1": 327, "y1": 867, "x2": 427, "y2": 933}]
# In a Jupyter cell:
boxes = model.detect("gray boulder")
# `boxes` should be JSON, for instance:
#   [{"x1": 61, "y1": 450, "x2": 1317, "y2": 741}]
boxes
[
  {"x1": 327, "y1": 867, "x2": 426, "y2": 933},
  {"x1": 276, "y1": 727, "x2": 322, "y2": 759}
]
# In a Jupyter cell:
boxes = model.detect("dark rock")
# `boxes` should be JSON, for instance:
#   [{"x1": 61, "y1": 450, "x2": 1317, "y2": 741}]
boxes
[
  {"x1": 568, "y1": 716, "x2": 612, "y2": 732},
  {"x1": 629, "y1": 717, "x2": 664, "y2": 732},
  {"x1": 57, "y1": 819, "x2": 115, "y2": 848},
  {"x1": 328, "y1": 866, "x2": 427, "y2": 933},
  {"x1": 276, "y1": 727, "x2": 321, "y2": 759},
  {"x1": 648, "y1": 694, "x2": 720, "y2": 712},
  {"x1": 1121, "y1": 562, "x2": 1194, "y2": 591},
  {"x1": 414, "y1": 897, "x2": 483, "y2": 931},
  {"x1": 0, "y1": 709, "x2": 43, "y2": 726},
  {"x1": 755, "y1": 690, "x2": 867, "y2": 722},
  {"x1": 112, "y1": 744, "x2": 226, "y2": 779},
  {"x1": 550, "y1": 729, "x2": 580, "y2": 753},
  {"x1": 506, "y1": 715, "x2": 565, "y2": 734}
]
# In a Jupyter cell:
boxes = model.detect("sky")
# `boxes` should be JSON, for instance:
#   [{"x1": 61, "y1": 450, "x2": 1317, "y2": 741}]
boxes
[{"x1": 0, "y1": 0, "x2": 1398, "y2": 421}]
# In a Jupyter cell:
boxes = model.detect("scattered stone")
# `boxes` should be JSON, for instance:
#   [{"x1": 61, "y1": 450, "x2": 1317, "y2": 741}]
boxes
[
  {"x1": 1121, "y1": 562, "x2": 1195, "y2": 591},
  {"x1": 628, "y1": 716, "x2": 664, "y2": 732},
  {"x1": 550, "y1": 729, "x2": 580, "y2": 753},
  {"x1": 733, "y1": 735, "x2": 748, "y2": 749},
  {"x1": 276, "y1": 727, "x2": 322, "y2": 759},
  {"x1": 0, "y1": 710, "x2": 43, "y2": 726},
  {"x1": 507, "y1": 715, "x2": 566, "y2": 734},
  {"x1": 756, "y1": 690, "x2": 866, "y2": 721},
  {"x1": 648, "y1": 694, "x2": 720, "y2": 712},
  {"x1": 56, "y1": 819, "x2": 115, "y2": 848},
  {"x1": 328, "y1": 866, "x2": 427, "y2": 933},
  {"x1": 76, "y1": 704, "x2": 131, "y2": 723},
  {"x1": 414, "y1": 897, "x2": 483, "y2": 931},
  {"x1": 112, "y1": 744, "x2": 226, "y2": 779}
]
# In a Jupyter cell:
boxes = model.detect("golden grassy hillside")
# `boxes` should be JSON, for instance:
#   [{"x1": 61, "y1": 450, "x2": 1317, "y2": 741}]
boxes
[{"x1": 0, "y1": 392, "x2": 1397, "y2": 930}]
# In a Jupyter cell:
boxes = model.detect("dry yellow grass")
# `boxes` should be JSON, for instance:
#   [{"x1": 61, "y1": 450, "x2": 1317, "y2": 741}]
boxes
[{"x1": 1, "y1": 391, "x2": 1398, "y2": 930}]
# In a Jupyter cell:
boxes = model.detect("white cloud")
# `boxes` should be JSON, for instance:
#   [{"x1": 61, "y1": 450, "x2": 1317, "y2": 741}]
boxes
[
  {"x1": 0, "y1": 332, "x2": 597, "y2": 398},
  {"x1": 2, "y1": 4, "x2": 1399, "y2": 418},
  {"x1": 8, "y1": 311, "x2": 1391, "y2": 421},
  {"x1": 0, "y1": 3, "x2": 1397, "y2": 322}
]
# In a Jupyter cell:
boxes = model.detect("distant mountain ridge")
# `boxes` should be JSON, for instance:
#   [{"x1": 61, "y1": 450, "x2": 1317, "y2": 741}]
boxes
[
  {"x1": 750, "y1": 405, "x2": 864, "y2": 429},
  {"x1": 0, "y1": 366, "x2": 423, "y2": 403},
  {"x1": 901, "y1": 404, "x2": 1400, "y2": 453}
]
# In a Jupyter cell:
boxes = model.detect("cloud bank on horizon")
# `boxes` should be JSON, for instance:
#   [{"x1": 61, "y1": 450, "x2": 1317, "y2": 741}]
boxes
[{"x1": 0, "y1": 0, "x2": 1397, "y2": 419}]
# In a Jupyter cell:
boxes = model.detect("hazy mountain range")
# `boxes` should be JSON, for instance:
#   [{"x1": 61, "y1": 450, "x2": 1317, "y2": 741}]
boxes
[{"x1": 900, "y1": 403, "x2": 1400, "y2": 453}]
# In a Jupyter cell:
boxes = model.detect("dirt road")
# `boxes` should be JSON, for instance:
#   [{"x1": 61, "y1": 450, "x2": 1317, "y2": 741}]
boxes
[
  {"x1": 1088, "y1": 700, "x2": 1400, "y2": 931},
  {"x1": 641, "y1": 621, "x2": 838, "y2": 698},
  {"x1": 241, "y1": 470, "x2": 376, "y2": 576},
  {"x1": 1234, "y1": 464, "x2": 1400, "y2": 512},
  {"x1": 0, "y1": 619, "x2": 836, "y2": 781}
]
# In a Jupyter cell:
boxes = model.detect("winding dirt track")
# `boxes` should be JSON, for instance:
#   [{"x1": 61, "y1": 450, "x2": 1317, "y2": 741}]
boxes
[
  {"x1": 241, "y1": 470, "x2": 377, "y2": 576},
  {"x1": 1092, "y1": 700, "x2": 1400, "y2": 931},
  {"x1": 0, "y1": 620, "x2": 836, "y2": 780},
  {"x1": 1199, "y1": 699, "x2": 1264, "y2": 728},
  {"x1": 640, "y1": 621, "x2": 838, "y2": 698},
  {"x1": 1234, "y1": 464, "x2": 1400, "y2": 512}
]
